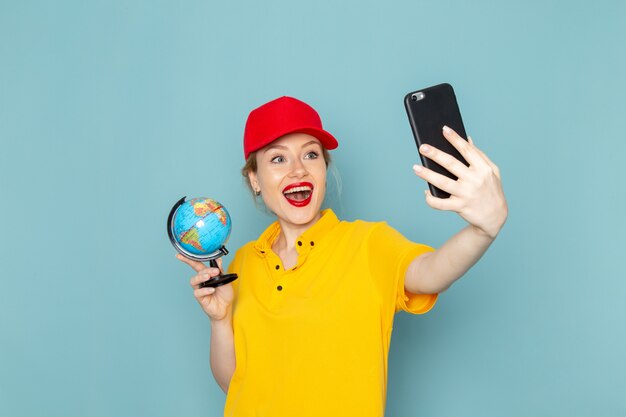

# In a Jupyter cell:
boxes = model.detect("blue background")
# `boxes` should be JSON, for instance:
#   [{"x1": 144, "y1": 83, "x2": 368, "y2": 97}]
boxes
[{"x1": 1, "y1": 1, "x2": 625, "y2": 416}]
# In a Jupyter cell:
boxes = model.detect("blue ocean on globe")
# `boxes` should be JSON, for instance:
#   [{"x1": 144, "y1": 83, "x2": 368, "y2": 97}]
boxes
[{"x1": 172, "y1": 198, "x2": 232, "y2": 257}]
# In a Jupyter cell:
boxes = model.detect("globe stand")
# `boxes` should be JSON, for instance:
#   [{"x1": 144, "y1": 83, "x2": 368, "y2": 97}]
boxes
[
  {"x1": 200, "y1": 253, "x2": 238, "y2": 288},
  {"x1": 167, "y1": 196, "x2": 238, "y2": 288}
]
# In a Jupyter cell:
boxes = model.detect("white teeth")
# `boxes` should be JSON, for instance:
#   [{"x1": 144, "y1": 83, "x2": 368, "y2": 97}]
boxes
[{"x1": 284, "y1": 186, "x2": 312, "y2": 194}]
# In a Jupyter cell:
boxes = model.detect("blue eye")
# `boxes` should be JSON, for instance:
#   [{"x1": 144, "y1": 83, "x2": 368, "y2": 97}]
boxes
[
  {"x1": 305, "y1": 151, "x2": 319, "y2": 159},
  {"x1": 270, "y1": 155, "x2": 285, "y2": 163}
]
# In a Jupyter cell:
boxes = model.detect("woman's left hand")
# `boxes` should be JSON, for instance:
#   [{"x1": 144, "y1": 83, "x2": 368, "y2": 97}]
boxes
[{"x1": 412, "y1": 126, "x2": 508, "y2": 239}]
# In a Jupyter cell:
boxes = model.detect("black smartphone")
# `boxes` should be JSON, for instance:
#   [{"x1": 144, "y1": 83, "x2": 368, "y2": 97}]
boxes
[{"x1": 404, "y1": 83, "x2": 469, "y2": 199}]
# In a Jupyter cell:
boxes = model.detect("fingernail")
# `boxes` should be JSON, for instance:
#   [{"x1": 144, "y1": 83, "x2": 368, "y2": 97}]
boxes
[
  {"x1": 413, "y1": 164, "x2": 423, "y2": 172},
  {"x1": 443, "y1": 125, "x2": 451, "y2": 133},
  {"x1": 420, "y1": 144, "x2": 430, "y2": 153}
]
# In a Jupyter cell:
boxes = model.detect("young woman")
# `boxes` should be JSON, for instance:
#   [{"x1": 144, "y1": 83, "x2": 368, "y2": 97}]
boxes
[{"x1": 177, "y1": 96, "x2": 508, "y2": 416}]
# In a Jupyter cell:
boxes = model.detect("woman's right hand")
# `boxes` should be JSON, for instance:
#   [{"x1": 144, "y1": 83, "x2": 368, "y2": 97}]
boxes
[{"x1": 176, "y1": 254, "x2": 235, "y2": 323}]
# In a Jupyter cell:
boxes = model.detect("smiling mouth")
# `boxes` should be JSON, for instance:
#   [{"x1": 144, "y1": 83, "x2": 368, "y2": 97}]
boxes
[{"x1": 283, "y1": 183, "x2": 313, "y2": 206}]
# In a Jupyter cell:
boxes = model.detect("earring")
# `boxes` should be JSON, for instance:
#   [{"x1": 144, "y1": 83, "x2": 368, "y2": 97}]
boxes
[{"x1": 255, "y1": 189, "x2": 261, "y2": 196}]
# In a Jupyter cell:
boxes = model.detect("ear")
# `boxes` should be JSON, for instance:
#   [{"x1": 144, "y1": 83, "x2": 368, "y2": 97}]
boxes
[{"x1": 248, "y1": 170, "x2": 259, "y2": 192}]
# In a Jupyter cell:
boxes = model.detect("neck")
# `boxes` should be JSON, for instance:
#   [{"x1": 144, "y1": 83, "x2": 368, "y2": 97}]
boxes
[{"x1": 273, "y1": 211, "x2": 322, "y2": 252}]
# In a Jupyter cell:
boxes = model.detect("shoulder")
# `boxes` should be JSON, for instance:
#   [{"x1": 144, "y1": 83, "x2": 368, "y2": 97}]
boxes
[
  {"x1": 325, "y1": 218, "x2": 380, "y2": 242},
  {"x1": 361, "y1": 220, "x2": 416, "y2": 251},
  {"x1": 231, "y1": 240, "x2": 257, "y2": 260},
  {"x1": 226, "y1": 240, "x2": 256, "y2": 272},
  {"x1": 341, "y1": 218, "x2": 397, "y2": 236},
  {"x1": 236, "y1": 240, "x2": 257, "y2": 253},
  {"x1": 328, "y1": 218, "x2": 399, "y2": 251},
  {"x1": 337, "y1": 217, "x2": 385, "y2": 232}
]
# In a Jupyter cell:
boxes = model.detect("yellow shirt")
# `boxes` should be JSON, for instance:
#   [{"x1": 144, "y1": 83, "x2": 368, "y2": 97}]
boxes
[{"x1": 224, "y1": 208, "x2": 438, "y2": 417}]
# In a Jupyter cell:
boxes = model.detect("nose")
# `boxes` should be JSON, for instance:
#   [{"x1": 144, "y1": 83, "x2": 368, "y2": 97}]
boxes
[{"x1": 288, "y1": 157, "x2": 307, "y2": 178}]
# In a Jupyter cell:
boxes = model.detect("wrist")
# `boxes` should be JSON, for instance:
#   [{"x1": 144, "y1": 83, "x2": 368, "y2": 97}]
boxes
[
  {"x1": 211, "y1": 311, "x2": 233, "y2": 328},
  {"x1": 470, "y1": 224, "x2": 500, "y2": 240},
  {"x1": 471, "y1": 211, "x2": 507, "y2": 240}
]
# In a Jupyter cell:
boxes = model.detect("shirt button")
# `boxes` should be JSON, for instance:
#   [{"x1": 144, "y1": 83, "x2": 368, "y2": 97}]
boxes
[
  {"x1": 275, "y1": 265, "x2": 280, "y2": 270},
  {"x1": 297, "y1": 241, "x2": 302, "y2": 246},
  {"x1": 310, "y1": 241, "x2": 315, "y2": 246},
  {"x1": 277, "y1": 285, "x2": 283, "y2": 291}
]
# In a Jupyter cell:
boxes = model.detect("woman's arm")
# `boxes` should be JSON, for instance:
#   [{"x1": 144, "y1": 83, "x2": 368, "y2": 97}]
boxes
[
  {"x1": 407, "y1": 126, "x2": 508, "y2": 294},
  {"x1": 210, "y1": 311, "x2": 236, "y2": 394},
  {"x1": 177, "y1": 254, "x2": 237, "y2": 394},
  {"x1": 405, "y1": 224, "x2": 500, "y2": 294}
]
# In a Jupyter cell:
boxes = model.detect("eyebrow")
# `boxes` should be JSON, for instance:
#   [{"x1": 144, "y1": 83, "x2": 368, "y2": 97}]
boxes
[{"x1": 262, "y1": 140, "x2": 321, "y2": 154}]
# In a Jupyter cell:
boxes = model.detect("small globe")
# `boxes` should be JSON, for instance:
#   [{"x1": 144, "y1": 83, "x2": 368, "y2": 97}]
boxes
[{"x1": 168, "y1": 197, "x2": 232, "y2": 260}]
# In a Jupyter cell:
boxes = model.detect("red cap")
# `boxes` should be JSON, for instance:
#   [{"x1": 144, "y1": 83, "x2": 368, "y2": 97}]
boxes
[{"x1": 243, "y1": 96, "x2": 339, "y2": 160}]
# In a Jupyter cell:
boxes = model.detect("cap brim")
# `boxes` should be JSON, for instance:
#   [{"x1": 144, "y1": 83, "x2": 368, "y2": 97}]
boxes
[
  {"x1": 244, "y1": 126, "x2": 339, "y2": 159},
  {"x1": 287, "y1": 127, "x2": 339, "y2": 150}
]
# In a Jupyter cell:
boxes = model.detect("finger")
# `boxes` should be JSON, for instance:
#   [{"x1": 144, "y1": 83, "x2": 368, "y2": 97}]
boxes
[
  {"x1": 441, "y1": 126, "x2": 483, "y2": 169},
  {"x1": 419, "y1": 142, "x2": 471, "y2": 179},
  {"x1": 190, "y1": 268, "x2": 222, "y2": 287},
  {"x1": 194, "y1": 287, "x2": 216, "y2": 298},
  {"x1": 176, "y1": 253, "x2": 208, "y2": 273},
  {"x1": 413, "y1": 164, "x2": 462, "y2": 196},
  {"x1": 424, "y1": 189, "x2": 463, "y2": 212},
  {"x1": 467, "y1": 136, "x2": 499, "y2": 172},
  {"x1": 467, "y1": 136, "x2": 501, "y2": 178}
]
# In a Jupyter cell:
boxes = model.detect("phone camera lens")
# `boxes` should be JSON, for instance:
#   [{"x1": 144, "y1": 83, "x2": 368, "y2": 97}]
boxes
[{"x1": 411, "y1": 94, "x2": 418, "y2": 101}]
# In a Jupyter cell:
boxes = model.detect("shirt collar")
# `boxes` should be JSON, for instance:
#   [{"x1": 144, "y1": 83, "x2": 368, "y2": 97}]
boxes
[{"x1": 253, "y1": 208, "x2": 340, "y2": 256}]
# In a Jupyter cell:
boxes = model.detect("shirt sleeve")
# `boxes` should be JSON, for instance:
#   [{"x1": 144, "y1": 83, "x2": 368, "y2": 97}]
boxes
[{"x1": 367, "y1": 222, "x2": 438, "y2": 315}]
